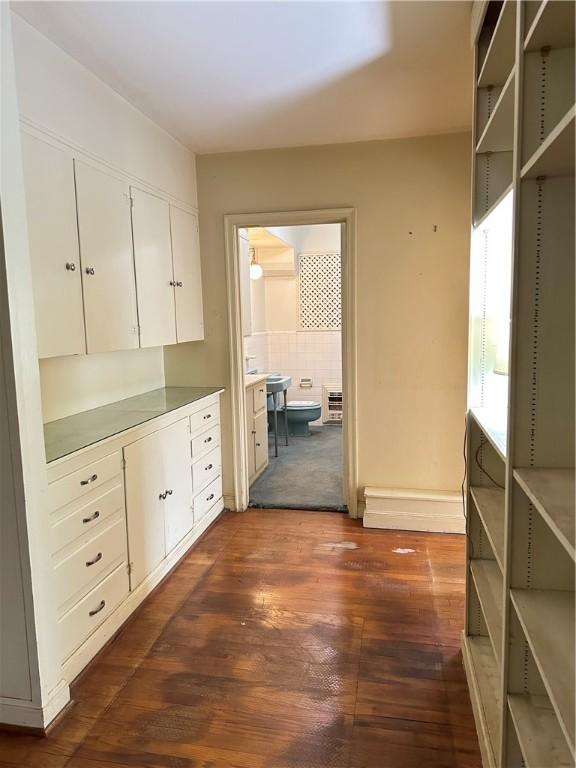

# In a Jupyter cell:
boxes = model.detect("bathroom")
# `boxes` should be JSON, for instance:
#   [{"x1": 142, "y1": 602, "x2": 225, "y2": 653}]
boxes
[{"x1": 241, "y1": 223, "x2": 344, "y2": 510}]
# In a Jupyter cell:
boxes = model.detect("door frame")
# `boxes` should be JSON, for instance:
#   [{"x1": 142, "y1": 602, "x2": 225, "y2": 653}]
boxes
[{"x1": 223, "y1": 208, "x2": 358, "y2": 517}]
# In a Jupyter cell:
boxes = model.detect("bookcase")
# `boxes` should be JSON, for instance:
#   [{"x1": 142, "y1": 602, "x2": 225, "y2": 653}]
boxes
[{"x1": 464, "y1": 2, "x2": 575, "y2": 767}]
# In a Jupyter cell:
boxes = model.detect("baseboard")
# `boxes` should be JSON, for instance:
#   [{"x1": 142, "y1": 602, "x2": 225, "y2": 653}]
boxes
[
  {"x1": 223, "y1": 493, "x2": 235, "y2": 510},
  {"x1": 461, "y1": 632, "x2": 496, "y2": 768},
  {"x1": 61, "y1": 497, "x2": 224, "y2": 684},
  {"x1": 363, "y1": 487, "x2": 464, "y2": 534},
  {"x1": 0, "y1": 678, "x2": 70, "y2": 731}
]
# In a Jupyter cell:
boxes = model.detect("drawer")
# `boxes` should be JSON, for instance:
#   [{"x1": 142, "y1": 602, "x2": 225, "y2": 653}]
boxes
[
  {"x1": 190, "y1": 402, "x2": 220, "y2": 435},
  {"x1": 59, "y1": 562, "x2": 129, "y2": 662},
  {"x1": 50, "y1": 481, "x2": 124, "y2": 555},
  {"x1": 53, "y1": 513, "x2": 127, "y2": 613},
  {"x1": 48, "y1": 451, "x2": 122, "y2": 512},
  {"x1": 194, "y1": 475, "x2": 222, "y2": 524},
  {"x1": 191, "y1": 423, "x2": 220, "y2": 458},
  {"x1": 253, "y1": 383, "x2": 267, "y2": 414},
  {"x1": 192, "y1": 446, "x2": 221, "y2": 494}
]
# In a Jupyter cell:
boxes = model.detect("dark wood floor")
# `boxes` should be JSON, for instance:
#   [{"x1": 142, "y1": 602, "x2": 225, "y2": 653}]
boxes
[{"x1": 0, "y1": 509, "x2": 482, "y2": 768}]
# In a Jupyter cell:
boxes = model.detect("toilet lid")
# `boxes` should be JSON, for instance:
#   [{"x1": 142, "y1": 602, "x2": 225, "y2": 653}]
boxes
[{"x1": 287, "y1": 400, "x2": 320, "y2": 409}]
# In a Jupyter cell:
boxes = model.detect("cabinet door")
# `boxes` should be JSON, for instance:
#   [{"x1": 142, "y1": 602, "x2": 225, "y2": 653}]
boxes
[
  {"x1": 131, "y1": 188, "x2": 176, "y2": 348},
  {"x1": 161, "y1": 419, "x2": 194, "y2": 553},
  {"x1": 21, "y1": 133, "x2": 86, "y2": 358},
  {"x1": 74, "y1": 162, "x2": 139, "y2": 353},
  {"x1": 246, "y1": 405, "x2": 256, "y2": 484},
  {"x1": 124, "y1": 431, "x2": 166, "y2": 590},
  {"x1": 170, "y1": 206, "x2": 204, "y2": 343},
  {"x1": 254, "y1": 409, "x2": 268, "y2": 474},
  {"x1": 239, "y1": 229, "x2": 252, "y2": 337}
]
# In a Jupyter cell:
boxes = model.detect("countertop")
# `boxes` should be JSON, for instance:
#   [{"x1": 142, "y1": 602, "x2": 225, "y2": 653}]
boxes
[
  {"x1": 44, "y1": 386, "x2": 224, "y2": 464},
  {"x1": 244, "y1": 373, "x2": 268, "y2": 388}
]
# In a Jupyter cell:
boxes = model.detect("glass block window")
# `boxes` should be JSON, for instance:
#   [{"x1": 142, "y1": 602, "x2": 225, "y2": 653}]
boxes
[{"x1": 299, "y1": 252, "x2": 341, "y2": 330}]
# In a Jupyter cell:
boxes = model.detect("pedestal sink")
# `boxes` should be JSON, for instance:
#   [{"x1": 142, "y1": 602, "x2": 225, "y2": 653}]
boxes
[{"x1": 266, "y1": 374, "x2": 292, "y2": 456}]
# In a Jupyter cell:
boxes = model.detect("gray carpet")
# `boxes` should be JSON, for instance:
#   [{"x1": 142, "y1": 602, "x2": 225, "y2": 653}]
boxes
[{"x1": 249, "y1": 424, "x2": 346, "y2": 511}]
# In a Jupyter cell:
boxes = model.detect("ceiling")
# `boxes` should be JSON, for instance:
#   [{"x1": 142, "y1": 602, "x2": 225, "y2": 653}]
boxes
[{"x1": 12, "y1": 1, "x2": 473, "y2": 155}]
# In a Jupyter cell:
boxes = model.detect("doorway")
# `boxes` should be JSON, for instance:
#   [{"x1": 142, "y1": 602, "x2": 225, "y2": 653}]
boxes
[{"x1": 224, "y1": 209, "x2": 358, "y2": 517}]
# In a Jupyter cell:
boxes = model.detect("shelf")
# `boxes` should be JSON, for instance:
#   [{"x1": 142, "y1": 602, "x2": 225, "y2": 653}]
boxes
[
  {"x1": 524, "y1": 0, "x2": 576, "y2": 52},
  {"x1": 476, "y1": 68, "x2": 515, "y2": 153},
  {"x1": 470, "y1": 559, "x2": 503, "y2": 660},
  {"x1": 470, "y1": 486, "x2": 505, "y2": 570},
  {"x1": 478, "y1": 0, "x2": 516, "y2": 88},
  {"x1": 469, "y1": 406, "x2": 507, "y2": 460},
  {"x1": 462, "y1": 634, "x2": 501, "y2": 768},
  {"x1": 511, "y1": 589, "x2": 575, "y2": 752},
  {"x1": 521, "y1": 106, "x2": 575, "y2": 179},
  {"x1": 508, "y1": 694, "x2": 574, "y2": 768},
  {"x1": 514, "y1": 468, "x2": 575, "y2": 560}
]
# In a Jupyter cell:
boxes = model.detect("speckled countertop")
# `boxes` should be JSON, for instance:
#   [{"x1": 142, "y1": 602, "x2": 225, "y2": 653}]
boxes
[
  {"x1": 44, "y1": 386, "x2": 224, "y2": 464},
  {"x1": 244, "y1": 373, "x2": 268, "y2": 388}
]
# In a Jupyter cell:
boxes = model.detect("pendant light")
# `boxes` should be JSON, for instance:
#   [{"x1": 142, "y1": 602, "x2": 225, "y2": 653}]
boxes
[{"x1": 249, "y1": 247, "x2": 263, "y2": 280}]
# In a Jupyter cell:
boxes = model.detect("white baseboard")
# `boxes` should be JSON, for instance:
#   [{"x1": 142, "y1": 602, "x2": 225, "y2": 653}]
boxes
[
  {"x1": 363, "y1": 487, "x2": 464, "y2": 534},
  {"x1": 223, "y1": 493, "x2": 236, "y2": 510},
  {"x1": 62, "y1": 497, "x2": 224, "y2": 685},
  {"x1": 0, "y1": 679, "x2": 70, "y2": 730}
]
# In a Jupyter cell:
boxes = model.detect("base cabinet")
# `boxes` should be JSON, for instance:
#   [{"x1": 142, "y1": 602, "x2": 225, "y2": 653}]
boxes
[{"x1": 246, "y1": 379, "x2": 269, "y2": 486}]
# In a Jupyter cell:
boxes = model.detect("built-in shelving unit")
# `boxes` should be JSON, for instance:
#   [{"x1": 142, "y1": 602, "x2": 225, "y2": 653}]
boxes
[{"x1": 465, "y1": 3, "x2": 575, "y2": 767}]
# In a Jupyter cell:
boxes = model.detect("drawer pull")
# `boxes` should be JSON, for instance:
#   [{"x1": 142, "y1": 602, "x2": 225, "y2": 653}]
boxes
[
  {"x1": 86, "y1": 552, "x2": 103, "y2": 567},
  {"x1": 89, "y1": 600, "x2": 106, "y2": 617},
  {"x1": 204, "y1": 436, "x2": 213, "y2": 444},
  {"x1": 205, "y1": 463, "x2": 213, "y2": 471},
  {"x1": 259, "y1": 388, "x2": 264, "y2": 393},
  {"x1": 80, "y1": 473, "x2": 98, "y2": 486},
  {"x1": 203, "y1": 413, "x2": 212, "y2": 420},
  {"x1": 206, "y1": 493, "x2": 215, "y2": 502},
  {"x1": 82, "y1": 510, "x2": 101, "y2": 524}
]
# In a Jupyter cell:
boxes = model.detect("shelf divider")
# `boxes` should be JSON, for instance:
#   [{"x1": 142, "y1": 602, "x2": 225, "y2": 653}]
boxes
[
  {"x1": 508, "y1": 693, "x2": 574, "y2": 768},
  {"x1": 511, "y1": 589, "x2": 575, "y2": 753}
]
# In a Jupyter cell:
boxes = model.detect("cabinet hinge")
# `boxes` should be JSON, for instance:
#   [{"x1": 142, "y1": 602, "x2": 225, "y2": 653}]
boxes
[
  {"x1": 129, "y1": 196, "x2": 134, "y2": 209},
  {"x1": 121, "y1": 457, "x2": 127, "y2": 470},
  {"x1": 127, "y1": 561, "x2": 133, "y2": 575}
]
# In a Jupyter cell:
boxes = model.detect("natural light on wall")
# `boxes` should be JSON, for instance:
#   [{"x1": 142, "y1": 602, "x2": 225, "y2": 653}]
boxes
[{"x1": 468, "y1": 190, "x2": 513, "y2": 426}]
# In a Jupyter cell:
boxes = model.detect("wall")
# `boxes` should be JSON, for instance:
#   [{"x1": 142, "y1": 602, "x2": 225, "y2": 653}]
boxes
[
  {"x1": 11, "y1": 14, "x2": 197, "y2": 422},
  {"x1": 164, "y1": 133, "x2": 471, "y2": 498}
]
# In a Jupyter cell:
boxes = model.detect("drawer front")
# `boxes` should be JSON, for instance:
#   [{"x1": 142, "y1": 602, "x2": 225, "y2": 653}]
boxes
[
  {"x1": 192, "y1": 446, "x2": 221, "y2": 494},
  {"x1": 191, "y1": 423, "x2": 220, "y2": 458},
  {"x1": 59, "y1": 563, "x2": 129, "y2": 661},
  {"x1": 50, "y1": 481, "x2": 124, "y2": 555},
  {"x1": 194, "y1": 475, "x2": 223, "y2": 524},
  {"x1": 54, "y1": 513, "x2": 127, "y2": 612},
  {"x1": 48, "y1": 451, "x2": 122, "y2": 512},
  {"x1": 190, "y1": 402, "x2": 220, "y2": 435},
  {"x1": 253, "y1": 383, "x2": 267, "y2": 414}
]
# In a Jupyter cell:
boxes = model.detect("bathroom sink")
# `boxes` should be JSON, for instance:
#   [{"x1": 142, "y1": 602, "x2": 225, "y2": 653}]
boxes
[{"x1": 266, "y1": 374, "x2": 291, "y2": 393}]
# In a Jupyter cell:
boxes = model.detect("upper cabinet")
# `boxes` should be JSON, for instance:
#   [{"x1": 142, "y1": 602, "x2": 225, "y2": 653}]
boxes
[
  {"x1": 21, "y1": 133, "x2": 86, "y2": 358},
  {"x1": 75, "y1": 162, "x2": 139, "y2": 354},
  {"x1": 170, "y1": 205, "x2": 204, "y2": 343},
  {"x1": 131, "y1": 188, "x2": 176, "y2": 348}
]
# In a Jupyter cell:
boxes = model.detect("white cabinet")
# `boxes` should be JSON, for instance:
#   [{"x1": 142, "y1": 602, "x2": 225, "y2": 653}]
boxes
[
  {"x1": 124, "y1": 418, "x2": 193, "y2": 589},
  {"x1": 75, "y1": 161, "x2": 139, "y2": 353},
  {"x1": 239, "y1": 228, "x2": 252, "y2": 337},
  {"x1": 131, "y1": 188, "x2": 176, "y2": 348},
  {"x1": 21, "y1": 133, "x2": 86, "y2": 358},
  {"x1": 246, "y1": 379, "x2": 269, "y2": 485},
  {"x1": 170, "y1": 205, "x2": 204, "y2": 343}
]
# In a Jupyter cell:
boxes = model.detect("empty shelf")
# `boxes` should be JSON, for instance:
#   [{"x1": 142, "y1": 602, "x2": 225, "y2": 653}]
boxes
[
  {"x1": 476, "y1": 69, "x2": 515, "y2": 153},
  {"x1": 521, "y1": 106, "x2": 575, "y2": 179},
  {"x1": 509, "y1": 694, "x2": 574, "y2": 768},
  {"x1": 470, "y1": 559, "x2": 503, "y2": 660},
  {"x1": 478, "y1": 0, "x2": 516, "y2": 87},
  {"x1": 514, "y1": 468, "x2": 575, "y2": 559},
  {"x1": 462, "y1": 634, "x2": 501, "y2": 768},
  {"x1": 524, "y1": 0, "x2": 576, "y2": 52},
  {"x1": 470, "y1": 486, "x2": 505, "y2": 570},
  {"x1": 469, "y1": 407, "x2": 508, "y2": 460},
  {"x1": 511, "y1": 589, "x2": 575, "y2": 752}
]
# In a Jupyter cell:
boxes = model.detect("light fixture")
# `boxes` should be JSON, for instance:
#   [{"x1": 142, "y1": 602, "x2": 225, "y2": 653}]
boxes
[{"x1": 249, "y1": 247, "x2": 263, "y2": 280}]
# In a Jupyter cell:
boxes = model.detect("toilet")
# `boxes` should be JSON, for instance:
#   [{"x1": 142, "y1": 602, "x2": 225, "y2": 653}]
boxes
[{"x1": 268, "y1": 399, "x2": 322, "y2": 437}]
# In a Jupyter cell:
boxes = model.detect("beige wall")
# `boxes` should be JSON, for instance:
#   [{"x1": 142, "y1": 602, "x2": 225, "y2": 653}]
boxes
[{"x1": 164, "y1": 133, "x2": 471, "y2": 499}]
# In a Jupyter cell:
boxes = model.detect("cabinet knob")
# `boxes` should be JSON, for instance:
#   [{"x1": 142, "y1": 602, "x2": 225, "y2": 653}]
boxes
[
  {"x1": 176, "y1": 281, "x2": 183, "y2": 287},
  {"x1": 86, "y1": 552, "x2": 103, "y2": 567},
  {"x1": 85, "y1": 266, "x2": 95, "y2": 276},
  {"x1": 65, "y1": 262, "x2": 76, "y2": 272},
  {"x1": 89, "y1": 600, "x2": 106, "y2": 617},
  {"x1": 159, "y1": 491, "x2": 167, "y2": 500},
  {"x1": 256, "y1": 443, "x2": 261, "y2": 447},
  {"x1": 169, "y1": 280, "x2": 176, "y2": 287},
  {"x1": 167, "y1": 489, "x2": 173, "y2": 495},
  {"x1": 252, "y1": 430, "x2": 256, "y2": 435}
]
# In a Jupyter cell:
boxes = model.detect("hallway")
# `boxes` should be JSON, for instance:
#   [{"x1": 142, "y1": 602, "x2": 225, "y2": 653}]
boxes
[{"x1": 0, "y1": 509, "x2": 481, "y2": 768}]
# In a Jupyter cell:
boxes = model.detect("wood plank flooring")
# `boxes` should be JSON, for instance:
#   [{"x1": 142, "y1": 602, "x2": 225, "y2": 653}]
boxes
[{"x1": 0, "y1": 509, "x2": 482, "y2": 768}]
